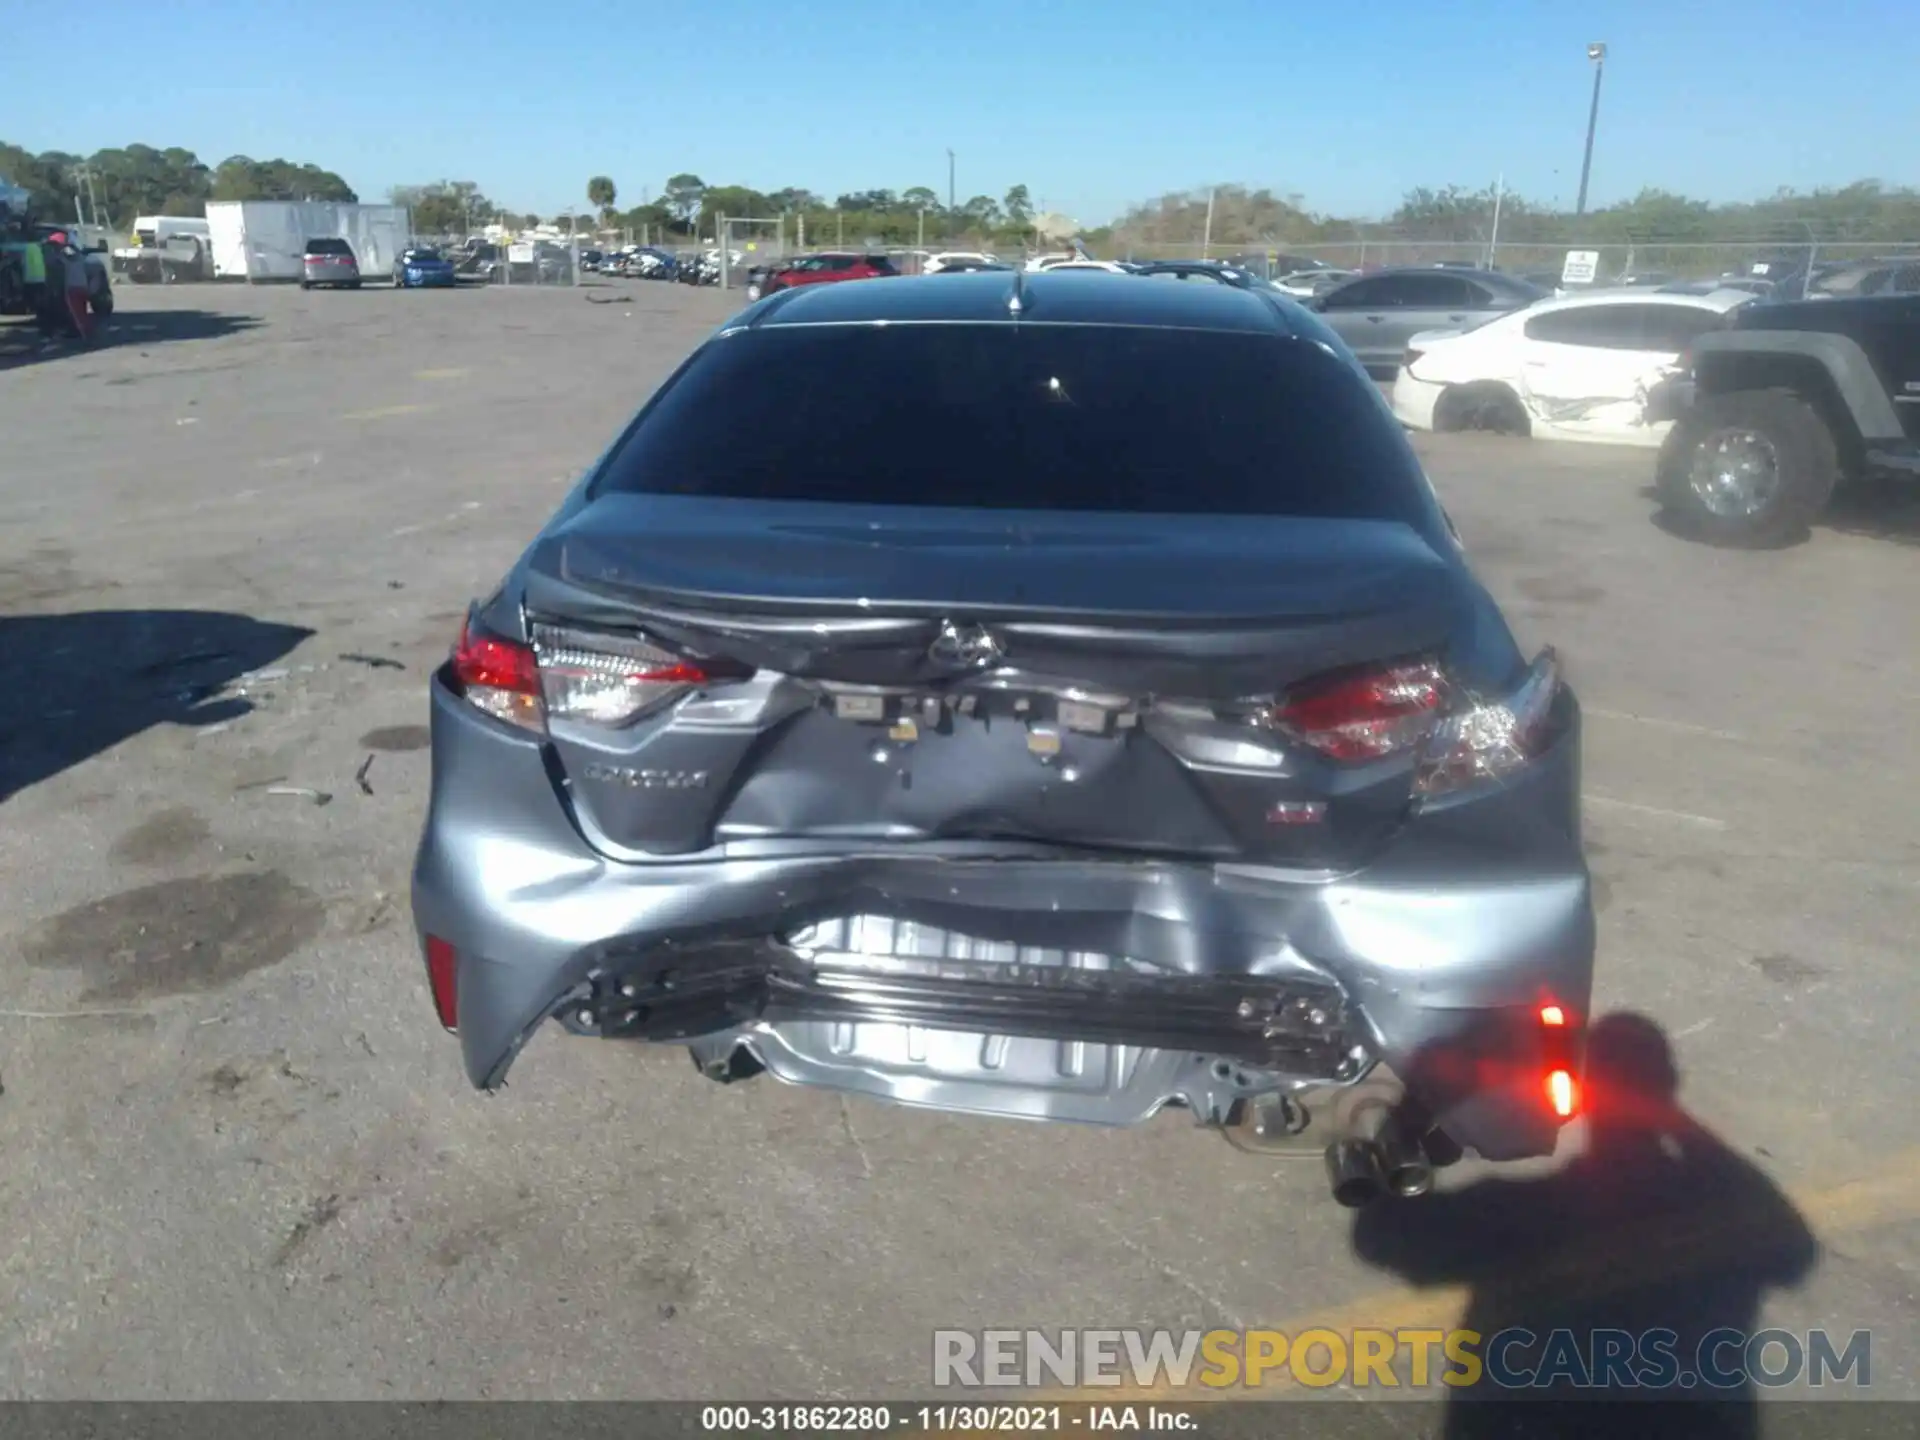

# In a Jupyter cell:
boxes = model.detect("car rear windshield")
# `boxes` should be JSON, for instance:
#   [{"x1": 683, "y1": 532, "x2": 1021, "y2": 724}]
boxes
[
  {"x1": 593, "y1": 323, "x2": 1428, "y2": 520},
  {"x1": 305, "y1": 238, "x2": 352, "y2": 255}
]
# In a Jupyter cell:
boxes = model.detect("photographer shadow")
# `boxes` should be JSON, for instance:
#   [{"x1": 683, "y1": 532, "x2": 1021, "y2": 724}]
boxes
[{"x1": 1353, "y1": 1012, "x2": 1817, "y2": 1439}]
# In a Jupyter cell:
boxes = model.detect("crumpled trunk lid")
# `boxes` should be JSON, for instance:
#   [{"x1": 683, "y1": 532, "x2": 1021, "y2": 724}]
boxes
[{"x1": 522, "y1": 495, "x2": 1468, "y2": 865}]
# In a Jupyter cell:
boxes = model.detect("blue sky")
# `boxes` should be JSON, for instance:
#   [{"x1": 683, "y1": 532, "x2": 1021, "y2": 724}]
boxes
[{"x1": 10, "y1": 0, "x2": 1914, "y2": 223}]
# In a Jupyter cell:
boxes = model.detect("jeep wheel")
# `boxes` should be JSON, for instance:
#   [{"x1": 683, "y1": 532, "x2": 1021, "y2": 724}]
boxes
[
  {"x1": 90, "y1": 286, "x2": 114, "y2": 316},
  {"x1": 1655, "y1": 388, "x2": 1837, "y2": 548}
]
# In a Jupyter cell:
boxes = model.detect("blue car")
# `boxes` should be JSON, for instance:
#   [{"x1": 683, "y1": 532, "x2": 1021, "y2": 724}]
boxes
[{"x1": 394, "y1": 245, "x2": 458, "y2": 289}]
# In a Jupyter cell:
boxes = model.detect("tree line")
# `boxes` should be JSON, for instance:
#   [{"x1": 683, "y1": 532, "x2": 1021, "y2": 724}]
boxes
[
  {"x1": 1, "y1": 141, "x2": 354, "y2": 226},
  {"x1": 1099, "y1": 180, "x2": 1920, "y2": 253},
  {"x1": 564, "y1": 174, "x2": 1057, "y2": 249},
  {"x1": 566, "y1": 173, "x2": 1920, "y2": 254},
  {"x1": 7, "y1": 138, "x2": 1915, "y2": 252}
]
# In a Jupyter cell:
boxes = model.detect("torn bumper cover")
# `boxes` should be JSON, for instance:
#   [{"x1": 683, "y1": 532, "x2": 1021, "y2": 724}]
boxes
[{"x1": 412, "y1": 680, "x2": 1595, "y2": 1162}]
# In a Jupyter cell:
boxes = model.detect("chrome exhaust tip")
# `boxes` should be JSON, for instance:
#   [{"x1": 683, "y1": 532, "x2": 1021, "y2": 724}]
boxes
[
  {"x1": 1325, "y1": 1138, "x2": 1386, "y2": 1208},
  {"x1": 1380, "y1": 1137, "x2": 1435, "y2": 1199}
]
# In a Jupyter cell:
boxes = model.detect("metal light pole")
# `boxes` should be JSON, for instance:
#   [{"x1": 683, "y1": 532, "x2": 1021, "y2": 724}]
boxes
[
  {"x1": 1575, "y1": 42, "x2": 1607, "y2": 217},
  {"x1": 946, "y1": 149, "x2": 956, "y2": 212}
]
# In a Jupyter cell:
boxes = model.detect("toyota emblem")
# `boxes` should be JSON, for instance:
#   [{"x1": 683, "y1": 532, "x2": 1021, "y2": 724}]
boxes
[{"x1": 928, "y1": 620, "x2": 1002, "y2": 670}]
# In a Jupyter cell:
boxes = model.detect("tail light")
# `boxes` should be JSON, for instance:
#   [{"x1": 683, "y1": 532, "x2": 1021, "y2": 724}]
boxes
[
  {"x1": 531, "y1": 623, "x2": 749, "y2": 727},
  {"x1": 1414, "y1": 648, "x2": 1561, "y2": 798},
  {"x1": 424, "y1": 935, "x2": 459, "y2": 1031},
  {"x1": 445, "y1": 611, "x2": 748, "y2": 732},
  {"x1": 1271, "y1": 661, "x2": 1446, "y2": 762},
  {"x1": 450, "y1": 614, "x2": 544, "y2": 731},
  {"x1": 1537, "y1": 1001, "x2": 1581, "y2": 1119},
  {"x1": 1547, "y1": 1068, "x2": 1579, "y2": 1118},
  {"x1": 1270, "y1": 649, "x2": 1563, "y2": 799}
]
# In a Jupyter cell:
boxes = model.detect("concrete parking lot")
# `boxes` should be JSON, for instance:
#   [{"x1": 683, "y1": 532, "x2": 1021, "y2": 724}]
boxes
[{"x1": 2, "y1": 281, "x2": 1916, "y2": 1405}]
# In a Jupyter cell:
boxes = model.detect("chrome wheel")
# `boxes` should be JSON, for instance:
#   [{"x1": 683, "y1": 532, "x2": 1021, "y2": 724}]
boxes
[{"x1": 1688, "y1": 427, "x2": 1781, "y2": 518}]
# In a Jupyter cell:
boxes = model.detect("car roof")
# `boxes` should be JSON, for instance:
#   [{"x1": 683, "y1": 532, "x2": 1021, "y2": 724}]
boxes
[
  {"x1": 741, "y1": 270, "x2": 1296, "y2": 335},
  {"x1": 1526, "y1": 287, "x2": 1754, "y2": 316},
  {"x1": 1323, "y1": 265, "x2": 1545, "y2": 297}
]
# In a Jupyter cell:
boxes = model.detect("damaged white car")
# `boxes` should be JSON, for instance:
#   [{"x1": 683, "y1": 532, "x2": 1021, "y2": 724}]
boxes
[{"x1": 1390, "y1": 288, "x2": 1756, "y2": 446}]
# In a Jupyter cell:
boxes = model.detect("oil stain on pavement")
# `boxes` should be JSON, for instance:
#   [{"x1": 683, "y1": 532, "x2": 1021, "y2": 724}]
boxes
[
  {"x1": 359, "y1": 724, "x2": 429, "y2": 752},
  {"x1": 110, "y1": 806, "x2": 212, "y2": 865},
  {"x1": 21, "y1": 871, "x2": 326, "y2": 1002}
]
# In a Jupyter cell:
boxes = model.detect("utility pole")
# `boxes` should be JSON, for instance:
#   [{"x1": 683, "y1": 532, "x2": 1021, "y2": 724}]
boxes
[
  {"x1": 1575, "y1": 43, "x2": 1607, "y2": 217},
  {"x1": 1486, "y1": 174, "x2": 1505, "y2": 268},
  {"x1": 1201, "y1": 187, "x2": 1215, "y2": 259},
  {"x1": 947, "y1": 149, "x2": 956, "y2": 212}
]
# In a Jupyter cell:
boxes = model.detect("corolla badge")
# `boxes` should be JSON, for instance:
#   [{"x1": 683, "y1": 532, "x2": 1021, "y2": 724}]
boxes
[
  {"x1": 582, "y1": 764, "x2": 709, "y2": 790},
  {"x1": 928, "y1": 620, "x2": 1002, "y2": 669}
]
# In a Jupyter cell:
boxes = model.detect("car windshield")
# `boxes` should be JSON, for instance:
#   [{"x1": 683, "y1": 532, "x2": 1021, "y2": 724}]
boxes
[
  {"x1": 594, "y1": 323, "x2": 1428, "y2": 521},
  {"x1": 408, "y1": 248, "x2": 443, "y2": 262}
]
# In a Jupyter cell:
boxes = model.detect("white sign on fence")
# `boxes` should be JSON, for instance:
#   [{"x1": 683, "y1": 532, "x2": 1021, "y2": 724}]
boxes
[
  {"x1": 508, "y1": 242, "x2": 535, "y2": 264},
  {"x1": 1560, "y1": 250, "x2": 1601, "y2": 285}
]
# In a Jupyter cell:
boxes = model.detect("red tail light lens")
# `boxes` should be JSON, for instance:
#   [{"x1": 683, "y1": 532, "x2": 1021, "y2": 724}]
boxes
[
  {"x1": 424, "y1": 935, "x2": 458, "y2": 1031},
  {"x1": 1271, "y1": 649, "x2": 1564, "y2": 798},
  {"x1": 450, "y1": 614, "x2": 545, "y2": 732},
  {"x1": 1271, "y1": 660, "x2": 1446, "y2": 761}
]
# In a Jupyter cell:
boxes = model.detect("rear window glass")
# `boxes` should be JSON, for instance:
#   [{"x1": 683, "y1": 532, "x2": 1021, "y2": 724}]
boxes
[
  {"x1": 305, "y1": 238, "x2": 352, "y2": 255},
  {"x1": 594, "y1": 324, "x2": 1427, "y2": 520}
]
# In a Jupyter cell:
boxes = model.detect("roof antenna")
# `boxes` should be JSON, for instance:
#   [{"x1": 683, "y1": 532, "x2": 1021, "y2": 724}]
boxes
[{"x1": 1009, "y1": 264, "x2": 1026, "y2": 315}]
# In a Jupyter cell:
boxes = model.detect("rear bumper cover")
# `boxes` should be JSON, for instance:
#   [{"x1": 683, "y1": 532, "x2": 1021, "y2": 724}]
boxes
[{"x1": 412, "y1": 679, "x2": 1595, "y2": 1161}]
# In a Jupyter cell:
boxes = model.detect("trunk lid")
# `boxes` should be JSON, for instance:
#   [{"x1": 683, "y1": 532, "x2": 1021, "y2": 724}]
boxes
[{"x1": 523, "y1": 496, "x2": 1468, "y2": 865}]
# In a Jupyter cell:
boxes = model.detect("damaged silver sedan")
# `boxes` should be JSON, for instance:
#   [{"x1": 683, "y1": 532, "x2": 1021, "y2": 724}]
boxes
[{"x1": 411, "y1": 271, "x2": 1595, "y2": 1207}]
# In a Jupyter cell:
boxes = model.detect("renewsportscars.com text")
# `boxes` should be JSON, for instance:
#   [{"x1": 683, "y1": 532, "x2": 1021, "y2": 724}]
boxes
[{"x1": 932, "y1": 1327, "x2": 1872, "y2": 1391}]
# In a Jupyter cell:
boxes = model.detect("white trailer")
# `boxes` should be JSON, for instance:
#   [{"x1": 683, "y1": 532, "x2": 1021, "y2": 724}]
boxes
[{"x1": 205, "y1": 201, "x2": 411, "y2": 282}]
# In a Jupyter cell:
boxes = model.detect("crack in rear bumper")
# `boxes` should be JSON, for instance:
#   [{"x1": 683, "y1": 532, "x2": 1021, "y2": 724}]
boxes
[{"x1": 412, "y1": 679, "x2": 1595, "y2": 1160}]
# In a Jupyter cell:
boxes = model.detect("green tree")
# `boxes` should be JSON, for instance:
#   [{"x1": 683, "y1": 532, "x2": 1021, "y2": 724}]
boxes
[
  {"x1": 587, "y1": 175, "x2": 617, "y2": 227},
  {"x1": 961, "y1": 194, "x2": 1002, "y2": 228},
  {"x1": 211, "y1": 155, "x2": 355, "y2": 205},
  {"x1": 392, "y1": 181, "x2": 498, "y2": 236},
  {"x1": 1003, "y1": 184, "x2": 1032, "y2": 227},
  {"x1": 696, "y1": 184, "x2": 773, "y2": 236}
]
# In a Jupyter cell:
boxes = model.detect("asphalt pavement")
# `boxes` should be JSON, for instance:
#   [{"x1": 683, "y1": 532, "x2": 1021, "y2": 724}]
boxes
[{"x1": 1, "y1": 282, "x2": 1916, "y2": 1405}]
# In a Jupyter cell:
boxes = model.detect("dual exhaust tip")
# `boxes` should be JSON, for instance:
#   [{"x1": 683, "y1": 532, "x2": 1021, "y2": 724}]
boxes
[{"x1": 1324, "y1": 1104, "x2": 1434, "y2": 1207}]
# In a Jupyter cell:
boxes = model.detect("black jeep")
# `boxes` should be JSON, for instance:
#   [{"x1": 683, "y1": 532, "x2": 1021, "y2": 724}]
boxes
[{"x1": 1653, "y1": 294, "x2": 1920, "y2": 546}]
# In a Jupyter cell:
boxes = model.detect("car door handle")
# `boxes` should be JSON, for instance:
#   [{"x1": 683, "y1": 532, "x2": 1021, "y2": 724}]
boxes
[
  {"x1": 1446, "y1": 314, "x2": 1467, "y2": 322},
  {"x1": 1364, "y1": 314, "x2": 1385, "y2": 323}
]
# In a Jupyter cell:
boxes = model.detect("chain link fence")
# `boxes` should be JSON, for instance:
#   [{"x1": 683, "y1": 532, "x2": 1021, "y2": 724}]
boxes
[{"x1": 1102, "y1": 238, "x2": 1920, "y2": 285}]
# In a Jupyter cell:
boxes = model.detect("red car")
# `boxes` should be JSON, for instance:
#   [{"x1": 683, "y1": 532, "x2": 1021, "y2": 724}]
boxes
[{"x1": 748, "y1": 252, "x2": 898, "y2": 301}]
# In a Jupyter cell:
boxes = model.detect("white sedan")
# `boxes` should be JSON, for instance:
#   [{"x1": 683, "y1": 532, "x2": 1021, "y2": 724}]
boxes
[
  {"x1": 923, "y1": 251, "x2": 998, "y2": 274},
  {"x1": 1389, "y1": 287, "x2": 1755, "y2": 447}
]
